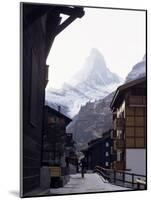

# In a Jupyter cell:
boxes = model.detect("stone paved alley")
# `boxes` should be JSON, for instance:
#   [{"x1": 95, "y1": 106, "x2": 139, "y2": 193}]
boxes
[{"x1": 50, "y1": 173, "x2": 129, "y2": 195}]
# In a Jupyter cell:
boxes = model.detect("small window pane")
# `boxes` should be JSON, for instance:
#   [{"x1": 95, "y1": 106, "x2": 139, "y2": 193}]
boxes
[
  {"x1": 135, "y1": 138, "x2": 145, "y2": 148},
  {"x1": 106, "y1": 142, "x2": 109, "y2": 147},
  {"x1": 135, "y1": 117, "x2": 144, "y2": 126},
  {"x1": 135, "y1": 108, "x2": 144, "y2": 116},
  {"x1": 48, "y1": 117, "x2": 55, "y2": 124},
  {"x1": 126, "y1": 138, "x2": 134, "y2": 148},
  {"x1": 126, "y1": 127, "x2": 134, "y2": 137},
  {"x1": 135, "y1": 127, "x2": 145, "y2": 137},
  {"x1": 105, "y1": 152, "x2": 109, "y2": 156},
  {"x1": 126, "y1": 107, "x2": 134, "y2": 116},
  {"x1": 126, "y1": 117, "x2": 134, "y2": 126}
]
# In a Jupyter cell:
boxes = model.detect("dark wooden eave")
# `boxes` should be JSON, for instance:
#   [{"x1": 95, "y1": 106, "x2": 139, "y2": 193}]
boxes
[
  {"x1": 55, "y1": 6, "x2": 85, "y2": 35},
  {"x1": 110, "y1": 76, "x2": 146, "y2": 110},
  {"x1": 45, "y1": 105, "x2": 72, "y2": 123},
  {"x1": 22, "y1": 3, "x2": 85, "y2": 60},
  {"x1": 22, "y1": 3, "x2": 84, "y2": 33}
]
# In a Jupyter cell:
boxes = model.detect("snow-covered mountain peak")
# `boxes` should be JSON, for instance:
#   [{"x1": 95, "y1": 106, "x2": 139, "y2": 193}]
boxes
[
  {"x1": 88, "y1": 48, "x2": 107, "y2": 70},
  {"x1": 70, "y1": 48, "x2": 122, "y2": 87},
  {"x1": 46, "y1": 48, "x2": 123, "y2": 117}
]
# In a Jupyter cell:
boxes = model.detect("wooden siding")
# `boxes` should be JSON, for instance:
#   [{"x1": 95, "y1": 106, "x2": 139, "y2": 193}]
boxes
[
  {"x1": 22, "y1": 4, "x2": 61, "y2": 195},
  {"x1": 125, "y1": 106, "x2": 146, "y2": 148}
]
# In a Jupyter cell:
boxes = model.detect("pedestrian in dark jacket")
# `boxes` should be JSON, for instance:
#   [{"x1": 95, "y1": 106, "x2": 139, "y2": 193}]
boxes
[{"x1": 80, "y1": 158, "x2": 86, "y2": 178}]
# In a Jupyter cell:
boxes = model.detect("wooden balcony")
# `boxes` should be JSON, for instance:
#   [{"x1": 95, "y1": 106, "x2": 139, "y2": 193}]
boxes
[
  {"x1": 110, "y1": 130, "x2": 117, "y2": 139},
  {"x1": 128, "y1": 96, "x2": 146, "y2": 107},
  {"x1": 116, "y1": 139, "x2": 125, "y2": 149},
  {"x1": 114, "y1": 118, "x2": 125, "y2": 130},
  {"x1": 114, "y1": 139, "x2": 125, "y2": 150},
  {"x1": 113, "y1": 111, "x2": 117, "y2": 121}
]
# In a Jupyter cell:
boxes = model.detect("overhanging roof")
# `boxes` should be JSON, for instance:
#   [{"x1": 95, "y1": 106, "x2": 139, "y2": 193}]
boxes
[
  {"x1": 110, "y1": 76, "x2": 146, "y2": 110},
  {"x1": 45, "y1": 105, "x2": 72, "y2": 123}
]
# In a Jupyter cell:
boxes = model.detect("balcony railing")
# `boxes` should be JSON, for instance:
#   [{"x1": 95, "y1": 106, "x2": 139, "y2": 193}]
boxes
[
  {"x1": 94, "y1": 166, "x2": 146, "y2": 190},
  {"x1": 114, "y1": 118, "x2": 125, "y2": 130},
  {"x1": 128, "y1": 96, "x2": 146, "y2": 107},
  {"x1": 111, "y1": 130, "x2": 117, "y2": 139}
]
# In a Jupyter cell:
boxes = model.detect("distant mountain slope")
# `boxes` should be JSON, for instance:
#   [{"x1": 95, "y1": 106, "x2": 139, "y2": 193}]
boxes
[
  {"x1": 126, "y1": 55, "x2": 146, "y2": 82},
  {"x1": 66, "y1": 92, "x2": 114, "y2": 148},
  {"x1": 45, "y1": 48, "x2": 123, "y2": 117}
]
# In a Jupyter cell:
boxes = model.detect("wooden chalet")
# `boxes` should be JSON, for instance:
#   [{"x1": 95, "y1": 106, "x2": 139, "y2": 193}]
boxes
[
  {"x1": 42, "y1": 105, "x2": 72, "y2": 188},
  {"x1": 110, "y1": 77, "x2": 146, "y2": 175},
  {"x1": 82, "y1": 130, "x2": 114, "y2": 170}
]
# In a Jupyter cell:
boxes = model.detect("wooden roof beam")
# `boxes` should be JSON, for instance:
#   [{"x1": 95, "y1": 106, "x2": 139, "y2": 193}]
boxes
[{"x1": 55, "y1": 7, "x2": 85, "y2": 35}]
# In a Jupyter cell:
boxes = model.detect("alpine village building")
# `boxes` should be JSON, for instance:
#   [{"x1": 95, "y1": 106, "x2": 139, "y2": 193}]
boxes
[
  {"x1": 21, "y1": 3, "x2": 84, "y2": 197},
  {"x1": 82, "y1": 130, "x2": 115, "y2": 170},
  {"x1": 110, "y1": 77, "x2": 146, "y2": 176},
  {"x1": 42, "y1": 105, "x2": 72, "y2": 188}
]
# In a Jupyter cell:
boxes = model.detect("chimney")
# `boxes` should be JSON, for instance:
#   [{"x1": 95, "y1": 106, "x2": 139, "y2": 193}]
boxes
[{"x1": 58, "y1": 105, "x2": 61, "y2": 113}]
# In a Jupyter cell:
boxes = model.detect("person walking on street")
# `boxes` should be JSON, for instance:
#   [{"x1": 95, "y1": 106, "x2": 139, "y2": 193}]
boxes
[{"x1": 80, "y1": 158, "x2": 86, "y2": 178}]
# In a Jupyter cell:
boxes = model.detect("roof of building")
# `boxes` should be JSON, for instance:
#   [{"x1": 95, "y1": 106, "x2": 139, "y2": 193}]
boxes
[
  {"x1": 45, "y1": 105, "x2": 72, "y2": 123},
  {"x1": 110, "y1": 76, "x2": 146, "y2": 110}
]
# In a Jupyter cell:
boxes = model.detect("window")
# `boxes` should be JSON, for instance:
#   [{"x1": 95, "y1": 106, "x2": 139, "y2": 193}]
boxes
[
  {"x1": 105, "y1": 152, "x2": 109, "y2": 156},
  {"x1": 135, "y1": 117, "x2": 144, "y2": 126},
  {"x1": 126, "y1": 107, "x2": 134, "y2": 116},
  {"x1": 135, "y1": 108, "x2": 144, "y2": 116},
  {"x1": 111, "y1": 147, "x2": 113, "y2": 154},
  {"x1": 48, "y1": 117, "x2": 56, "y2": 124},
  {"x1": 126, "y1": 138, "x2": 135, "y2": 148},
  {"x1": 106, "y1": 142, "x2": 109, "y2": 147},
  {"x1": 117, "y1": 151, "x2": 124, "y2": 161},
  {"x1": 117, "y1": 152, "x2": 121, "y2": 161},
  {"x1": 117, "y1": 130, "x2": 123, "y2": 139},
  {"x1": 135, "y1": 127, "x2": 145, "y2": 137},
  {"x1": 135, "y1": 138, "x2": 145, "y2": 148},
  {"x1": 131, "y1": 88, "x2": 146, "y2": 96},
  {"x1": 126, "y1": 127, "x2": 134, "y2": 137},
  {"x1": 126, "y1": 135, "x2": 145, "y2": 148},
  {"x1": 126, "y1": 117, "x2": 134, "y2": 126},
  {"x1": 105, "y1": 162, "x2": 109, "y2": 166}
]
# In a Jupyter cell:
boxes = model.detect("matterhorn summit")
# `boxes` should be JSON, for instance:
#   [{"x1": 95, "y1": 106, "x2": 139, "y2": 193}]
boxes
[{"x1": 46, "y1": 48, "x2": 123, "y2": 117}]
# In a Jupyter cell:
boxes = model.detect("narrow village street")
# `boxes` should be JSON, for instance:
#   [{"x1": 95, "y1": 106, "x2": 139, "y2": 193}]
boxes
[
  {"x1": 21, "y1": 3, "x2": 147, "y2": 197},
  {"x1": 50, "y1": 173, "x2": 129, "y2": 194}
]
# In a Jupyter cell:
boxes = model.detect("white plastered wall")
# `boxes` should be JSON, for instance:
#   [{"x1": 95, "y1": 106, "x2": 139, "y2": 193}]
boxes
[{"x1": 126, "y1": 149, "x2": 146, "y2": 175}]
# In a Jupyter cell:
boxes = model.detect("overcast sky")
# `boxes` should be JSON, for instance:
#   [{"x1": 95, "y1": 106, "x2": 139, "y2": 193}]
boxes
[{"x1": 46, "y1": 7, "x2": 146, "y2": 89}]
